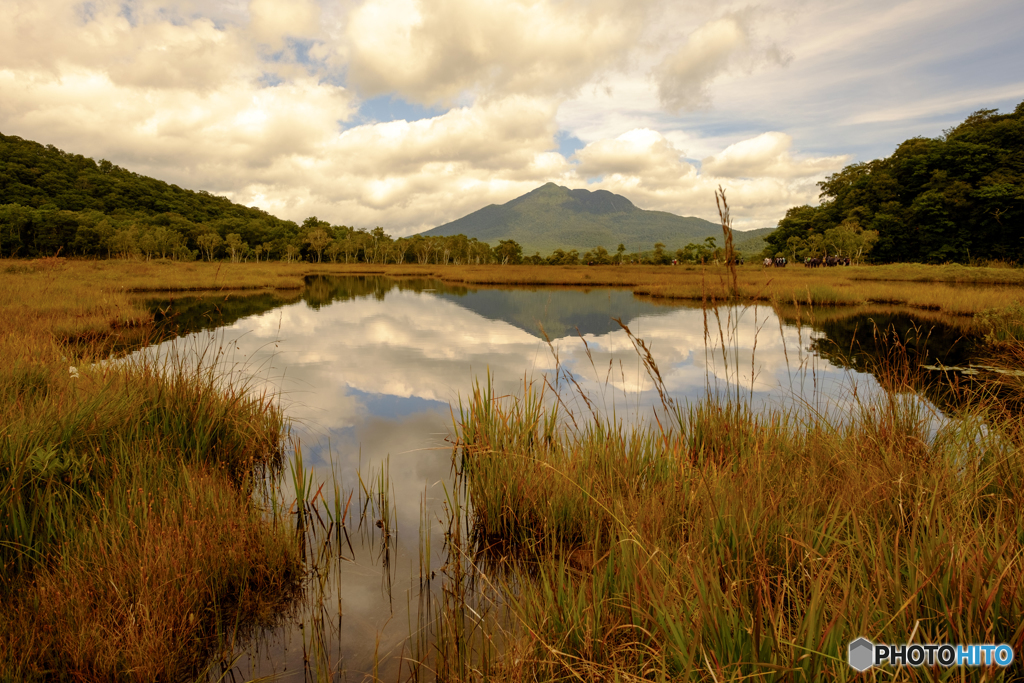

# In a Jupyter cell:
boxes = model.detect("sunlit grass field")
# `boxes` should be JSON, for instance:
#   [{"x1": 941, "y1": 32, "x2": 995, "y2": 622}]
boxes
[{"x1": 5, "y1": 258, "x2": 1024, "y2": 336}]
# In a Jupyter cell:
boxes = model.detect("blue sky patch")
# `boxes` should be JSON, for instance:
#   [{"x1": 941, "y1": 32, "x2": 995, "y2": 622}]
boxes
[
  {"x1": 118, "y1": 1, "x2": 137, "y2": 27},
  {"x1": 355, "y1": 96, "x2": 445, "y2": 125},
  {"x1": 554, "y1": 130, "x2": 585, "y2": 159}
]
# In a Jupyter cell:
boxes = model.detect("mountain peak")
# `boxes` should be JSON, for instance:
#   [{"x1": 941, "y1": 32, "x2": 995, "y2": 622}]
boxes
[
  {"x1": 509, "y1": 183, "x2": 636, "y2": 215},
  {"x1": 422, "y1": 183, "x2": 719, "y2": 254}
]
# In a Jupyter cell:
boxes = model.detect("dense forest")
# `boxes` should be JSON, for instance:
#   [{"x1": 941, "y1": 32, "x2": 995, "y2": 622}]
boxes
[
  {"x1": 764, "y1": 101, "x2": 1024, "y2": 264},
  {"x1": 0, "y1": 132, "x2": 307, "y2": 259}
]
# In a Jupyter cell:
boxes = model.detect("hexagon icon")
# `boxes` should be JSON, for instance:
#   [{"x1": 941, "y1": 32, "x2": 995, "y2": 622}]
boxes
[{"x1": 848, "y1": 638, "x2": 874, "y2": 672}]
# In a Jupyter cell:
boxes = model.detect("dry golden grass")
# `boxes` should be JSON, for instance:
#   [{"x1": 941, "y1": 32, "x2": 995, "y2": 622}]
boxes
[
  {"x1": 0, "y1": 258, "x2": 304, "y2": 681},
  {"x1": 0, "y1": 258, "x2": 311, "y2": 360}
]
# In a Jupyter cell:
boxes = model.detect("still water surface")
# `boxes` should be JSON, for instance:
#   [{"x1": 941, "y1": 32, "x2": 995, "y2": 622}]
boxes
[{"x1": 144, "y1": 275, "x2": 977, "y2": 681}]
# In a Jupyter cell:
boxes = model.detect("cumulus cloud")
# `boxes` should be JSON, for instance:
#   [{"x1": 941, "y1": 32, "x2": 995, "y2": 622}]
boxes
[
  {"x1": 0, "y1": 0, "x2": 253, "y2": 90},
  {"x1": 214, "y1": 95, "x2": 576, "y2": 227},
  {"x1": 0, "y1": 67, "x2": 355, "y2": 173},
  {"x1": 573, "y1": 129, "x2": 696, "y2": 183},
  {"x1": 342, "y1": 0, "x2": 652, "y2": 104},
  {"x1": 249, "y1": 0, "x2": 321, "y2": 47},
  {"x1": 701, "y1": 132, "x2": 850, "y2": 179},
  {"x1": 218, "y1": 118, "x2": 844, "y2": 233},
  {"x1": 653, "y1": 12, "x2": 790, "y2": 111}
]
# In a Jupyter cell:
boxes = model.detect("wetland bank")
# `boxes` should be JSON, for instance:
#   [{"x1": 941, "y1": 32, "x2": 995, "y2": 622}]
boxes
[{"x1": 3, "y1": 260, "x2": 1024, "y2": 681}]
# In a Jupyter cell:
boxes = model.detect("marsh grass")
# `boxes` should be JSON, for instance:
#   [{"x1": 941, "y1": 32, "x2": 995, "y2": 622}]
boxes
[
  {"x1": 434, "y1": 313, "x2": 1024, "y2": 682},
  {"x1": 976, "y1": 302, "x2": 1024, "y2": 344},
  {"x1": 0, "y1": 342, "x2": 303, "y2": 681},
  {"x1": 0, "y1": 262, "x2": 306, "y2": 681}
]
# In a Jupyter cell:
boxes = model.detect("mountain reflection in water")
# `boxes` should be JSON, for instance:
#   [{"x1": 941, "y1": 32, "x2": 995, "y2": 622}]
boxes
[{"x1": 140, "y1": 275, "x2": 981, "y2": 680}]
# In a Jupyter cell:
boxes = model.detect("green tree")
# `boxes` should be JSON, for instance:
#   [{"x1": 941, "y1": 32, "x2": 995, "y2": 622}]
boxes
[
  {"x1": 305, "y1": 228, "x2": 331, "y2": 263},
  {"x1": 583, "y1": 245, "x2": 610, "y2": 264},
  {"x1": 197, "y1": 232, "x2": 223, "y2": 261},
  {"x1": 652, "y1": 242, "x2": 669, "y2": 265},
  {"x1": 225, "y1": 233, "x2": 248, "y2": 262},
  {"x1": 495, "y1": 239, "x2": 523, "y2": 265},
  {"x1": 109, "y1": 228, "x2": 138, "y2": 260},
  {"x1": 766, "y1": 101, "x2": 1024, "y2": 264},
  {"x1": 786, "y1": 235, "x2": 804, "y2": 263}
]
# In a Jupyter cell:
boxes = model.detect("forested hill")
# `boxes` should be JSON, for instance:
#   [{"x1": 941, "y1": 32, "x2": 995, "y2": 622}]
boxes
[
  {"x1": 0, "y1": 132, "x2": 306, "y2": 258},
  {"x1": 0, "y1": 133, "x2": 280, "y2": 222},
  {"x1": 422, "y1": 183, "x2": 723, "y2": 255},
  {"x1": 765, "y1": 101, "x2": 1024, "y2": 264}
]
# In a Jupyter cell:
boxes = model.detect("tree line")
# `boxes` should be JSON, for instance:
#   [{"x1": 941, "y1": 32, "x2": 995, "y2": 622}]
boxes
[{"x1": 764, "y1": 101, "x2": 1024, "y2": 264}]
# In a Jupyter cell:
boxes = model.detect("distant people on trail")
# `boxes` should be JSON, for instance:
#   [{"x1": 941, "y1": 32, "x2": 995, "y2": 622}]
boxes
[{"x1": 803, "y1": 256, "x2": 851, "y2": 267}]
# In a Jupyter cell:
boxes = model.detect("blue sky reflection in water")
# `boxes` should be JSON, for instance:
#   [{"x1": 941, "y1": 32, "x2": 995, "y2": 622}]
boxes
[{"x1": 141, "y1": 278, "x2": 940, "y2": 679}]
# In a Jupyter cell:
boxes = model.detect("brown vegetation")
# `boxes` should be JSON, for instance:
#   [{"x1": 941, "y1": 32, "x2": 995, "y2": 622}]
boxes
[{"x1": 0, "y1": 258, "x2": 302, "y2": 681}]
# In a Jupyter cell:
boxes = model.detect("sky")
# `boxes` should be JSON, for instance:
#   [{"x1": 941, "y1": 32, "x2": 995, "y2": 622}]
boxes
[{"x1": 1, "y1": 0, "x2": 1022, "y2": 233}]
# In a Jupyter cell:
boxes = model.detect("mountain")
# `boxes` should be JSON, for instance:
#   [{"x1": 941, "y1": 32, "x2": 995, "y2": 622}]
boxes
[{"x1": 421, "y1": 183, "x2": 728, "y2": 255}]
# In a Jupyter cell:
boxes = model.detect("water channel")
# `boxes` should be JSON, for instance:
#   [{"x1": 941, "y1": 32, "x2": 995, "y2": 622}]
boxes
[{"x1": 141, "y1": 275, "x2": 983, "y2": 681}]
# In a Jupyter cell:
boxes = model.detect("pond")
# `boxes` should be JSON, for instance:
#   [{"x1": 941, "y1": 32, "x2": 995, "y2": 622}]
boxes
[{"x1": 142, "y1": 275, "x2": 982, "y2": 681}]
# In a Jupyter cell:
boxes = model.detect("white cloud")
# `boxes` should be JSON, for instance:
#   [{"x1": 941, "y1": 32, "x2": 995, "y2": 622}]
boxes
[
  {"x1": 566, "y1": 129, "x2": 845, "y2": 229},
  {"x1": 249, "y1": 0, "x2": 321, "y2": 47},
  {"x1": 701, "y1": 132, "x2": 850, "y2": 180},
  {"x1": 653, "y1": 13, "x2": 789, "y2": 111},
  {"x1": 216, "y1": 96, "x2": 574, "y2": 228},
  {"x1": 342, "y1": 0, "x2": 653, "y2": 104},
  {"x1": 574, "y1": 128, "x2": 695, "y2": 182},
  {"x1": 0, "y1": 67, "x2": 355, "y2": 173},
  {"x1": 0, "y1": 1, "x2": 252, "y2": 90}
]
